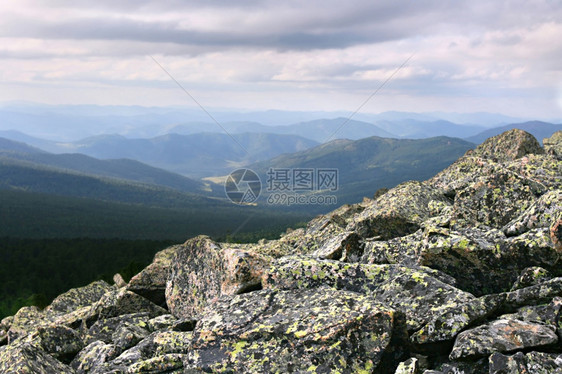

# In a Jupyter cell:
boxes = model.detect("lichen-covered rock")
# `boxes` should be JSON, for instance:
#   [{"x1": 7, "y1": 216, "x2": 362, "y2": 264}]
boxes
[
  {"x1": 394, "y1": 357, "x2": 419, "y2": 374},
  {"x1": 310, "y1": 230, "x2": 364, "y2": 261},
  {"x1": 185, "y1": 287, "x2": 395, "y2": 373},
  {"x1": 511, "y1": 267, "x2": 552, "y2": 291},
  {"x1": 411, "y1": 293, "x2": 506, "y2": 345},
  {"x1": 86, "y1": 313, "x2": 151, "y2": 345},
  {"x1": 165, "y1": 235, "x2": 269, "y2": 319},
  {"x1": 471, "y1": 129, "x2": 544, "y2": 162},
  {"x1": 0, "y1": 342, "x2": 76, "y2": 373},
  {"x1": 70, "y1": 340, "x2": 119, "y2": 373},
  {"x1": 544, "y1": 130, "x2": 562, "y2": 158},
  {"x1": 503, "y1": 277, "x2": 562, "y2": 309},
  {"x1": 127, "y1": 245, "x2": 181, "y2": 307},
  {"x1": 92, "y1": 289, "x2": 167, "y2": 322},
  {"x1": 127, "y1": 353, "x2": 185, "y2": 373},
  {"x1": 552, "y1": 214, "x2": 562, "y2": 252},
  {"x1": 265, "y1": 256, "x2": 475, "y2": 332},
  {"x1": 348, "y1": 181, "x2": 451, "y2": 240},
  {"x1": 503, "y1": 190, "x2": 562, "y2": 236},
  {"x1": 34, "y1": 324, "x2": 84, "y2": 363},
  {"x1": 451, "y1": 170, "x2": 541, "y2": 228},
  {"x1": 46, "y1": 280, "x2": 115, "y2": 315},
  {"x1": 489, "y1": 351, "x2": 562, "y2": 373},
  {"x1": 449, "y1": 318, "x2": 558, "y2": 359},
  {"x1": 6, "y1": 306, "x2": 44, "y2": 341}
]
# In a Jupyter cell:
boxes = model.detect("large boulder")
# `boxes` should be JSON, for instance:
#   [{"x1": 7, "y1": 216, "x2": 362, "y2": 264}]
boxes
[
  {"x1": 544, "y1": 130, "x2": 562, "y2": 158},
  {"x1": 265, "y1": 256, "x2": 475, "y2": 333},
  {"x1": 185, "y1": 287, "x2": 395, "y2": 373},
  {"x1": 0, "y1": 342, "x2": 76, "y2": 373},
  {"x1": 471, "y1": 128, "x2": 544, "y2": 162},
  {"x1": 449, "y1": 318, "x2": 558, "y2": 360},
  {"x1": 127, "y1": 245, "x2": 182, "y2": 307},
  {"x1": 489, "y1": 351, "x2": 562, "y2": 373},
  {"x1": 46, "y1": 280, "x2": 115, "y2": 316},
  {"x1": 165, "y1": 236, "x2": 270, "y2": 319},
  {"x1": 348, "y1": 181, "x2": 451, "y2": 240}
]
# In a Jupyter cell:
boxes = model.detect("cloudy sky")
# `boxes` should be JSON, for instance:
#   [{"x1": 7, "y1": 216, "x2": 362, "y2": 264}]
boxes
[{"x1": 1, "y1": 0, "x2": 561, "y2": 119}]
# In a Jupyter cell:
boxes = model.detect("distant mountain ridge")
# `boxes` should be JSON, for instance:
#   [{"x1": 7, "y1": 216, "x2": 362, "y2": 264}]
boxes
[
  {"x1": 466, "y1": 121, "x2": 562, "y2": 144},
  {"x1": 250, "y1": 135, "x2": 475, "y2": 204}
]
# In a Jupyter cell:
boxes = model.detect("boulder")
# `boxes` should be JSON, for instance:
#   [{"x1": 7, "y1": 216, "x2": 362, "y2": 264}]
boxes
[
  {"x1": 127, "y1": 245, "x2": 181, "y2": 307},
  {"x1": 503, "y1": 189, "x2": 562, "y2": 236},
  {"x1": 185, "y1": 287, "x2": 395, "y2": 373},
  {"x1": 348, "y1": 181, "x2": 451, "y2": 240},
  {"x1": 489, "y1": 351, "x2": 562, "y2": 373},
  {"x1": 510, "y1": 267, "x2": 552, "y2": 291},
  {"x1": 70, "y1": 340, "x2": 119, "y2": 373},
  {"x1": 265, "y1": 256, "x2": 475, "y2": 332},
  {"x1": 544, "y1": 130, "x2": 562, "y2": 158},
  {"x1": 451, "y1": 170, "x2": 541, "y2": 228},
  {"x1": 0, "y1": 342, "x2": 75, "y2": 374},
  {"x1": 91, "y1": 289, "x2": 167, "y2": 322},
  {"x1": 449, "y1": 318, "x2": 558, "y2": 359},
  {"x1": 165, "y1": 235, "x2": 269, "y2": 319},
  {"x1": 46, "y1": 280, "x2": 115, "y2": 315},
  {"x1": 471, "y1": 129, "x2": 544, "y2": 162}
]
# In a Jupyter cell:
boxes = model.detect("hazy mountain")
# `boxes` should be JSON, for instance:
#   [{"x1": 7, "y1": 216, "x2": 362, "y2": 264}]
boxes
[
  {"x1": 0, "y1": 137, "x2": 47, "y2": 154},
  {"x1": 0, "y1": 149, "x2": 207, "y2": 195},
  {"x1": 373, "y1": 119, "x2": 486, "y2": 139},
  {"x1": 466, "y1": 121, "x2": 562, "y2": 144},
  {"x1": 0, "y1": 102, "x2": 539, "y2": 141},
  {"x1": 250, "y1": 136, "x2": 475, "y2": 204},
  {"x1": 53, "y1": 132, "x2": 319, "y2": 177}
]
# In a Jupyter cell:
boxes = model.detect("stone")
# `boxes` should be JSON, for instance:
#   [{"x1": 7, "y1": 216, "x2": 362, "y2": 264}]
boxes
[
  {"x1": 503, "y1": 189, "x2": 562, "y2": 236},
  {"x1": 394, "y1": 357, "x2": 419, "y2": 374},
  {"x1": 70, "y1": 340, "x2": 119, "y2": 373},
  {"x1": 489, "y1": 351, "x2": 562, "y2": 374},
  {"x1": 185, "y1": 287, "x2": 395, "y2": 373},
  {"x1": 544, "y1": 130, "x2": 562, "y2": 158},
  {"x1": 35, "y1": 324, "x2": 84, "y2": 363},
  {"x1": 348, "y1": 181, "x2": 451, "y2": 240},
  {"x1": 46, "y1": 280, "x2": 115, "y2": 315},
  {"x1": 265, "y1": 256, "x2": 475, "y2": 332},
  {"x1": 450, "y1": 318, "x2": 558, "y2": 359},
  {"x1": 91, "y1": 289, "x2": 167, "y2": 322},
  {"x1": 551, "y1": 214, "x2": 562, "y2": 252},
  {"x1": 471, "y1": 129, "x2": 544, "y2": 162},
  {"x1": 510, "y1": 267, "x2": 551, "y2": 291},
  {"x1": 127, "y1": 245, "x2": 181, "y2": 307},
  {"x1": 85, "y1": 313, "x2": 151, "y2": 345},
  {"x1": 0, "y1": 342, "x2": 75, "y2": 373},
  {"x1": 310, "y1": 230, "x2": 364, "y2": 261},
  {"x1": 165, "y1": 236, "x2": 269, "y2": 319}
]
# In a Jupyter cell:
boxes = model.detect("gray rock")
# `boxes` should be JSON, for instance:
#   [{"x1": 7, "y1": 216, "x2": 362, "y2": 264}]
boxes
[
  {"x1": 70, "y1": 340, "x2": 119, "y2": 374},
  {"x1": 0, "y1": 342, "x2": 76, "y2": 373},
  {"x1": 165, "y1": 236, "x2": 269, "y2": 319},
  {"x1": 47, "y1": 280, "x2": 115, "y2": 315},
  {"x1": 544, "y1": 130, "x2": 562, "y2": 158},
  {"x1": 471, "y1": 129, "x2": 544, "y2": 162},
  {"x1": 348, "y1": 180, "x2": 450, "y2": 240},
  {"x1": 185, "y1": 287, "x2": 395, "y2": 373},
  {"x1": 127, "y1": 245, "x2": 181, "y2": 307},
  {"x1": 265, "y1": 256, "x2": 475, "y2": 332},
  {"x1": 489, "y1": 351, "x2": 562, "y2": 374},
  {"x1": 450, "y1": 318, "x2": 558, "y2": 359}
]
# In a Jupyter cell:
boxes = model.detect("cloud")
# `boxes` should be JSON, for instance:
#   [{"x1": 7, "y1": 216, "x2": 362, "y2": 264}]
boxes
[{"x1": 0, "y1": 0, "x2": 560, "y2": 118}]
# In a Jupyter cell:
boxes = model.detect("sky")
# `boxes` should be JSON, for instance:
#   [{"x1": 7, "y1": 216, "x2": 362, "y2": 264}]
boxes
[{"x1": 1, "y1": 0, "x2": 561, "y2": 119}]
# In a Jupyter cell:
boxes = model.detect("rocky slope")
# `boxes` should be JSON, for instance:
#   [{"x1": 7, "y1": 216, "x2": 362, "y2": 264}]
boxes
[{"x1": 1, "y1": 129, "x2": 562, "y2": 373}]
